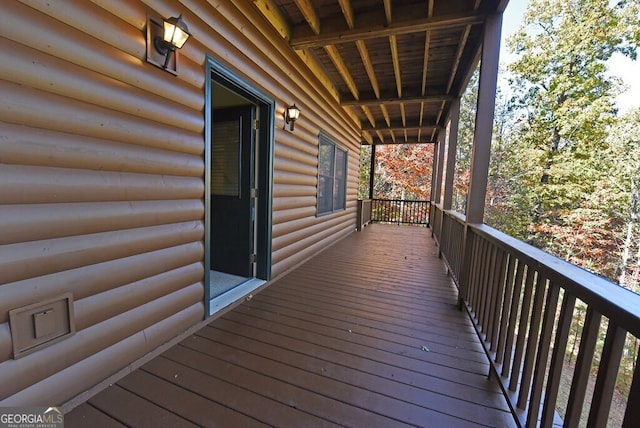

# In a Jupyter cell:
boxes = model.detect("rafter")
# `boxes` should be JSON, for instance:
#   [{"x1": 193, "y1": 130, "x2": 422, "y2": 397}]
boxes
[
  {"x1": 339, "y1": 0, "x2": 375, "y2": 102},
  {"x1": 253, "y1": 0, "x2": 290, "y2": 39},
  {"x1": 291, "y1": 0, "x2": 360, "y2": 101},
  {"x1": 383, "y1": 0, "x2": 392, "y2": 23},
  {"x1": 361, "y1": 105, "x2": 376, "y2": 127},
  {"x1": 390, "y1": 35, "x2": 402, "y2": 98},
  {"x1": 446, "y1": 26, "x2": 471, "y2": 94},
  {"x1": 338, "y1": 0, "x2": 355, "y2": 28},
  {"x1": 325, "y1": 45, "x2": 359, "y2": 100},
  {"x1": 436, "y1": 1, "x2": 479, "y2": 128},
  {"x1": 418, "y1": 102, "x2": 425, "y2": 142},
  {"x1": 419, "y1": 0, "x2": 434, "y2": 140},
  {"x1": 290, "y1": 12, "x2": 484, "y2": 49},
  {"x1": 356, "y1": 41, "x2": 380, "y2": 99},
  {"x1": 380, "y1": 104, "x2": 391, "y2": 127},
  {"x1": 295, "y1": 0, "x2": 320, "y2": 34},
  {"x1": 251, "y1": 0, "x2": 341, "y2": 103},
  {"x1": 420, "y1": 31, "x2": 431, "y2": 97},
  {"x1": 250, "y1": 0, "x2": 499, "y2": 149}
]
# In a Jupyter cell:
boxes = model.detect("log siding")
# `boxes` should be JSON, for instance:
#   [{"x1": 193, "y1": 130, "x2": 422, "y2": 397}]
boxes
[{"x1": 0, "y1": 0, "x2": 360, "y2": 406}]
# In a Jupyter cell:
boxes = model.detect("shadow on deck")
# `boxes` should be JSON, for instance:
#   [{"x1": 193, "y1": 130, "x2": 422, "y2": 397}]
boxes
[{"x1": 66, "y1": 224, "x2": 516, "y2": 427}]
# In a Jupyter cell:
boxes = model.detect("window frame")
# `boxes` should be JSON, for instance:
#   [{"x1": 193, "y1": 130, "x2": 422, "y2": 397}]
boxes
[{"x1": 317, "y1": 131, "x2": 348, "y2": 216}]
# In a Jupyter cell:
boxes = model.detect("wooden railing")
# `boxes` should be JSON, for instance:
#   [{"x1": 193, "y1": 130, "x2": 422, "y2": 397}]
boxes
[
  {"x1": 356, "y1": 199, "x2": 372, "y2": 231},
  {"x1": 431, "y1": 203, "x2": 640, "y2": 427},
  {"x1": 362, "y1": 199, "x2": 430, "y2": 226}
]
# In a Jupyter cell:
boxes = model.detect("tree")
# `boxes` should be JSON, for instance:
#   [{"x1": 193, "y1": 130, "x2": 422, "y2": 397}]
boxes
[
  {"x1": 607, "y1": 108, "x2": 640, "y2": 292},
  {"x1": 372, "y1": 144, "x2": 433, "y2": 200},
  {"x1": 358, "y1": 145, "x2": 372, "y2": 199},
  {"x1": 452, "y1": 67, "x2": 479, "y2": 214},
  {"x1": 505, "y1": 0, "x2": 639, "y2": 259}
]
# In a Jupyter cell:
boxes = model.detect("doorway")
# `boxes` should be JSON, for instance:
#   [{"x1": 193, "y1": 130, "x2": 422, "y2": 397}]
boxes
[{"x1": 205, "y1": 56, "x2": 274, "y2": 314}]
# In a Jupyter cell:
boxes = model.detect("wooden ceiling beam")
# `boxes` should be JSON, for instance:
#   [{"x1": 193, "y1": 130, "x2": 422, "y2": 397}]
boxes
[
  {"x1": 291, "y1": 0, "x2": 360, "y2": 101},
  {"x1": 380, "y1": 104, "x2": 391, "y2": 127},
  {"x1": 383, "y1": 0, "x2": 392, "y2": 23},
  {"x1": 251, "y1": 0, "x2": 341, "y2": 102},
  {"x1": 356, "y1": 40, "x2": 380, "y2": 99},
  {"x1": 361, "y1": 105, "x2": 376, "y2": 127},
  {"x1": 372, "y1": 139, "x2": 437, "y2": 145},
  {"x1": 325, "y1": 45, "x2": 359, "y2": 100},
  {"x1": 338, "y1": 0, "x2": 355, "y2": 28},
  {"x1": 294, "y1": 0, "x2": 320, "y2": 34},
  {"x1": 290, "y1": 12, "x2": 484, "y2": 49},
  {"x1": 362, "y1": 124, "x2": 442, "y2": 132},
  {"x1": 253, "y1": 0, "x2": 291, "y2": 39},
  {"x1": 419, "y1": 0, "x2": 434, "y2": 144},
  {"x1": 390, "y1": 35, "x2": 402, "y2": 98},
  {"x1": 342, "y1": 94, "x2": 453, "y2": 107}
]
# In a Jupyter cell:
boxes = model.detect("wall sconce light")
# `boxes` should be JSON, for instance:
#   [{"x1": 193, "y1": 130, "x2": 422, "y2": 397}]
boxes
[
  {"x1": 146, "y1": 14, "x2": 191, "y2": 74},
  {"x1": 284, "y1": 103, "x2": 300, "y2": 131}
]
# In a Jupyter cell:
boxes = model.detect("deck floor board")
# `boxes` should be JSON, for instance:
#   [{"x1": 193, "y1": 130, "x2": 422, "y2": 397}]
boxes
[{"x1": 67, "y1": 224, "x2": 516, "y2": 427}]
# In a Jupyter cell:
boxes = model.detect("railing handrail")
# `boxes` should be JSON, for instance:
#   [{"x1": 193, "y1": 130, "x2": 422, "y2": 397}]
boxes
[
  {"x1": 437, "y1": 207, "x2": 640, "y2": 336},
  {"x1": 469, "y1": 221, "x2": 640, "y2": 338},
  {"x1": 370, "y1": 198, "x2": 430, "y2": 203}
]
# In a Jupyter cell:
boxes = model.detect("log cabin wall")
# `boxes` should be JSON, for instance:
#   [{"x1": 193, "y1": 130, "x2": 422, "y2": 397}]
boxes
[{"x1": 0, "y1": 0, "x2": 360, "y2": 406}]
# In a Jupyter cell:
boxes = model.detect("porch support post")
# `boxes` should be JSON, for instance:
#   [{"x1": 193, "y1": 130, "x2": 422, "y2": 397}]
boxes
[
  {"x1": 368, "y1": 144, "x2": 376, "y2": 200},
  {"x1": 442, "y1": 98, "x2": 460, "y2": 211},
  {"x1": 465, "y1": 12, "x2": 502, "y2": 224},
  {"x1": 459, "y1": 12, "x2": 502, "y2": 305},
  {"x1": 432, "y1": 132, "x2": 445, "y2": 205}
]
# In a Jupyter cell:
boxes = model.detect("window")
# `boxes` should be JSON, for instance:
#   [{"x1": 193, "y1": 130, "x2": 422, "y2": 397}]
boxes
[{"x1": 317, "y1": 132, "x2": 347, "y2": 215}]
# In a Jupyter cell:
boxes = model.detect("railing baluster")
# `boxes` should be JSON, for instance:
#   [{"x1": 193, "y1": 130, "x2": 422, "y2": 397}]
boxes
[
  {"x1": 480, "y1": 242, "x2": 495, "y2": 337},
  {"x1": 475, "y1": 237, "x2": 490, "y2": 325},
  {"x1": 541, "y1": 292, "x2": 576, "y2": 427},
  {"x1": 510, "y1": 266, "x2": 536, "y2": 393},
  {"x1": 489, "y1": 249, "x2": 508, "y2": 352},
  {"x1": 466, "y1": 233, "x2": 479, "y2": 315},
  {"x1": 526, "y1": 281, "x2": 560, "y2": 427},
  {"x1": 495, "y1": 255, "x2": 516, "y2": 366},
  {"x1": 483, "y1": 244, "x2": 499, "y2": 342},
  {"x1": 587, "y1": 322, "x2": 626, "y2": 428},
  {"x1": 481, "y1": 238, "x2": 495, "y2": 333},
  {"x1": 518, "y1": 274, "x2": 549, "y2": 409},
  {"x1": 491, "y1": 249, "x2": 509, "y2": 355},
  {"x1": 564, "y1": 307, "x2": 602, "y2": 427},
  {"x1": 502, "y1": 260, "x2": 526, "y2": 378},
  {"x1": 623, "y1": 351, "x2": 640, "y2": 428},
  {"x1": 487, "y1": 248, "x2": 506, "y2": 351}
]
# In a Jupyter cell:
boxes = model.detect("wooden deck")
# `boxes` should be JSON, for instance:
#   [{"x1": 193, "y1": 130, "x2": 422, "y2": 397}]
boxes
[{"x1": 66, "y1": 224, "x2": 516, "y2": 427}]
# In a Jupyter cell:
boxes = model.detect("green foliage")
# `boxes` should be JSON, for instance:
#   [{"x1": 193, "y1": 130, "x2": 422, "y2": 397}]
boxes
[
  {"x1": 492, "y1": 0, "x2": 640, "y2": 265},
  {"x1": 452, "y1": 67, "x2": 479, "y2": 214},
  {"x1": 606, "y1": 108, "x2": 640, "y2": 290},
  {"x1": 358, "y1": 145, "x2": 372, "y2": 199}
]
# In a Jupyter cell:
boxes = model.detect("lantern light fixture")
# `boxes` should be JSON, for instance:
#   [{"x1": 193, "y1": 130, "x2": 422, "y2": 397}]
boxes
[
  {"x1": 285, "y1": 103, "x2": 300, "y2": 131},
  {"x1": 146, "y1": 13, "x2": 191, "y2": 74},
  {"x1": 154, "y1": 14, "x2": 191, "y2": 69}
]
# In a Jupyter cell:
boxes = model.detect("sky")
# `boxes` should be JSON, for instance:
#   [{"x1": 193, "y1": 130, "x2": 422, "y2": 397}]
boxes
[{"x1": 500, "y1": 0, "x2": 640, "y2": 113}]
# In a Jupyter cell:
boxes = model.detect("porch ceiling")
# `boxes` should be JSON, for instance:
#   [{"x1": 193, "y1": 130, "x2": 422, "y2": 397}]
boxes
[{"x1": 253, "y1": 0, "x2": 509, "y2": 145}]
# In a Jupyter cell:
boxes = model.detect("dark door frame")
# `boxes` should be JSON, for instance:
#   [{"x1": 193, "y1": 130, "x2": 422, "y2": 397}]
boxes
[{"x1": 204, "y1": 55, "x2": 274, "y2": 316}]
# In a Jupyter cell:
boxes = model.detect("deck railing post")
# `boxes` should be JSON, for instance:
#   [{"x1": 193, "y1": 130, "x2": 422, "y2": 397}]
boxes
[{"x1": 369, "y1": 144, "x2": 376, "y2": 200}]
